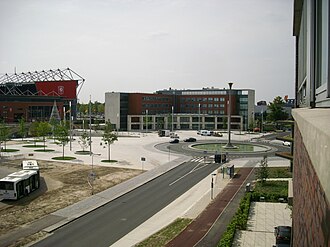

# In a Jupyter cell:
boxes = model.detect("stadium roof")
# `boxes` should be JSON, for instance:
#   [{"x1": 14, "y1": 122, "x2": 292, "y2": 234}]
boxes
[{"x1": 0, "y1": 68, "x2": 85, "y2": 96}]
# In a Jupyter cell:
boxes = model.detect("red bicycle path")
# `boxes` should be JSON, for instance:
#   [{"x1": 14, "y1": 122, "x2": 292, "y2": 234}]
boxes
[{"x1": 166, "y1": 167, "x2": 254, "y2": 247}]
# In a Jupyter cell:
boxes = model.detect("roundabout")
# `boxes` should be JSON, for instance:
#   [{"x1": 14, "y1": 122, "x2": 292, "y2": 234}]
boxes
[{"x1": 191, "y1": 142, "x2": 271, "y2": 154}]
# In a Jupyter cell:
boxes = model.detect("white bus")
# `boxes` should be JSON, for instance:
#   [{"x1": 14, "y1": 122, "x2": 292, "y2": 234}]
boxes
[
  {"x1": 21, "y1": 160, "x2": 39, "y2": 173},
  {"x1": 0, "y1": 170, "x2": 40, "y2": 200}
]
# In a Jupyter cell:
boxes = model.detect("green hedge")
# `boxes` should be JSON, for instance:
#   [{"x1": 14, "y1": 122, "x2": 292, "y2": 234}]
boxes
[
  {"x1": 218, "y1": 181, "x2": 289, "y2": 247},
  {"x1": 218, "y1": 193, "x2": 251, "y2": 247}
]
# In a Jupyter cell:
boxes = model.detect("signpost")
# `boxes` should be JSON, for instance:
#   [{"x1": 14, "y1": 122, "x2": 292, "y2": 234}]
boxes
[{"x1": 141, "y1": 157, "x2": 146, "y2": 171}]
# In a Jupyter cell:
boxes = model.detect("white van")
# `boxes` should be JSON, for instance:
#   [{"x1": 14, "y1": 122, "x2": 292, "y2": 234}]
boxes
[{"x1": 200, "y1": 130, "x2": 211, "y2": 136}]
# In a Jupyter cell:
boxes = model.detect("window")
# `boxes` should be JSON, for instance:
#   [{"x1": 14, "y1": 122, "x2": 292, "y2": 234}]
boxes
[{"x1": 314, "y1": 0, "x2": 330, "y2": 106}]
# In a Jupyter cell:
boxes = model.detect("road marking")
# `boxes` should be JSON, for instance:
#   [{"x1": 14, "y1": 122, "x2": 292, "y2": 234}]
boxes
[{"x1": 169, "y1": 161, "x2": 209, "y2": 186}]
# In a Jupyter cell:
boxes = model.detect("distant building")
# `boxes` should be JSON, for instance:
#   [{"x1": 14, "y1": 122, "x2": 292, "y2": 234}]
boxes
[
  {"x1": 292, "y1": 1, "x2": 330, "y2": 246},
  {"x1": 105, "y1": 87, "x2": 255, "y2": 131},
  {"x1": 0, "y1": 68, "x2": 84, "y2": 123}
]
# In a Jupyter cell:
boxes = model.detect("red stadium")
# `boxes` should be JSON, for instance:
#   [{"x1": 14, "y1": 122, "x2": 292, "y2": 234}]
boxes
[{"x1": 0, "y1": 68, "x2": 84, "y2": 123}]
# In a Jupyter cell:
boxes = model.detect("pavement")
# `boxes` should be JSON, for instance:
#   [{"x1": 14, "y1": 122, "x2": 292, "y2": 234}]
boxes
[
  {"x1": 0, "y1": 130, "x2": 291, "y2": 247},
  {"x1": 232, "y1": 202, "x2": 292, "y2": 247}
]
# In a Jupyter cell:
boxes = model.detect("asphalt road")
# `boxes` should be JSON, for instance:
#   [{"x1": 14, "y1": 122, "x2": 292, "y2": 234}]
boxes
[{"x1": 33, "y1": 158, "x2": 221, "y2": 247}]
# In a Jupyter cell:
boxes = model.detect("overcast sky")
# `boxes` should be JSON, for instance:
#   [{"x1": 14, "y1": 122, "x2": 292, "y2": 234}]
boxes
[{"x1": 0, "y1": 0, "x2": 294, "y2": 104}]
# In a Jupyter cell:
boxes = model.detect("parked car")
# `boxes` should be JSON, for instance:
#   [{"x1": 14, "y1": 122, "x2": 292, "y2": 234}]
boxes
[
  {"x1": 274, "y1": 226, "x2": 292, "y2": 244},
  {"x1": 169, "y1": 138, "x2": 179, "y2": 144},
  {"x1": 184, "y1": 137, "x2": 196, "y2": 142},
  {"x1": 282, "y1": 141, "x2": 291, "y2": 147},
  {"x1": 213, "y1": 131, "x2": 223, "y2": 137}
]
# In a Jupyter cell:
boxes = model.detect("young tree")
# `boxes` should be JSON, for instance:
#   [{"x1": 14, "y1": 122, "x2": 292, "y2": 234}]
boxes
[
  {"x1": 29, "y1": 122, "x2": 39, "y2": 147},
  {"x1": 256, "y1": 156, "x2": 269, "y2": 185},
  {"x1": 268, "y1": 96, "x2": 288, "y2": 122},
  {"x1": 0, "y1": 122, "x2": 10, "y2": 153},
  {"x1": 102, "y1": 121, "x2": 118, "y2": 161},
  {"x1": 78, "y1": 131, "x2": 90, "y2": 152},
  {"x1": 55, "y1": 121, "x2": 69, "y2": 158},
  {"x1": 19, "y1": 118, "x2": 27, "y2": 141},
  {"x1": 36, "y1": 122, "x2": 51, "y2": 151}
]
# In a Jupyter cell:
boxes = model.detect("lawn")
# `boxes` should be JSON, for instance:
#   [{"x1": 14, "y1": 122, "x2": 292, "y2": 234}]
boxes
[{"x1": 136, "y1": 218, "x2": 192, "y2": 247}]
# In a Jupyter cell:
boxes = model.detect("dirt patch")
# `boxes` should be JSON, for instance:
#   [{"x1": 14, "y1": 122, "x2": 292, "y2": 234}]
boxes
[{"x1": 0, "y1": 159, "x2": 142, "y2": 237}]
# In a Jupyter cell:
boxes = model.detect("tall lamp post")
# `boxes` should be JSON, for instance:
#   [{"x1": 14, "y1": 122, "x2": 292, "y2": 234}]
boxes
[
  {"x1": 171, "y1": 106, "x2": 174, "y2": 132},
  {"x1": 198, "y1": 103, "x2": 201, "y2": 132},
  {"x1": 146, "y1": 109, "x2": 148, "y2": 135},
  {"x1": 224, "y1": 82, "x2": 235, "y2": 149},
  {"x1": 90, "y1": 153, "x2": 101, "y2": 195}
]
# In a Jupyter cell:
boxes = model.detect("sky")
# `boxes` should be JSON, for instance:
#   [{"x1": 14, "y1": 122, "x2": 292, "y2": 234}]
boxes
[{"x1": 0, "y1": 0, "x2": 295, "y2": 104}]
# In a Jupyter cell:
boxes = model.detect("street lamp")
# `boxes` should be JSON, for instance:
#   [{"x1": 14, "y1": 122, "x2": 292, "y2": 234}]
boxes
[
  {"x1": 224, "y1": 82, "x2": 235, "y2": 149},
  {"x1": 146, "y1": 109, "x2": 148, "y2": 135},
  {"x1": 90, "y1": 153, "x2": 101, "y2": 195},
  {"x1": 198, "y1": 103, "x2": 201, "y2": 132},
  {"x1": 211, "y1": 173, "x2": 216, "y2": 199},
  {"x1": 171, "y1": 106, "x2": 174, "y2": 132},
  {"x1": 261, "y1": 110, "x2": 264, "y2": 134}
]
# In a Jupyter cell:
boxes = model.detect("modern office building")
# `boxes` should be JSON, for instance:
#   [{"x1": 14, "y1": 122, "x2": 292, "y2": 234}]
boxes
[
  {"x1": 105, "y1": 87, "x2": 255, "y2": 131},
  {"x1": 292, "y1": 1, "x2": 330, "y2": 246},
  {"x1": 0, "y1": 68, "x2": 84, "y2": 123}
]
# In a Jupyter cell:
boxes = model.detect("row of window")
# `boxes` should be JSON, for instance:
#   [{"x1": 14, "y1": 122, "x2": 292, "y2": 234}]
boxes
[
  {"x1": 142, "y1": 96, "x2": 170, "y2": 101},
  {"x1": 181, "y1": 103, "x2": 225, "y2": 108},
  {"x1": 181, "y1": 97, "x2": 226, "y2": 102},
  {"x1": 142, "y1": 103, "x2": 171, "y2": 108}
]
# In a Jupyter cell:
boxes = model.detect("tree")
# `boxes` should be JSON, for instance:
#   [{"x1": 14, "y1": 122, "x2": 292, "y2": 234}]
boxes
[
  {"x1": 19, "y1": 118, "x2": 27, "y2": 141},
  {"x1": 78, "y1": 131, "x2": 90, "y2": 152},
  {"x1": 54, "y1": 121, "x2": 69, "y2": 158},
  {"x1": 0, "y1": 122, "x2": 10, "y2": 153},
  {"x1": 102, "y1": 121, "x2": 118, "y2": 161},
  {"x1": 29, "y1": 122, "x2": 39, "y2": 147},
  {"x1": 256, "y1": 156, "x2": 269, "y2": 185},
  {"x1": 268, "y1": 96, "x2": 288, "y2": 122},
  {"x1": 36, "y1": 122, "x2": 51, "y2": 151}
]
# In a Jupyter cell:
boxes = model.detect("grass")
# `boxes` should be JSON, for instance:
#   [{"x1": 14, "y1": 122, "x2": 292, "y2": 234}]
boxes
[
  {"x1": 34, "y1": 149, "x2": 55, "y2": 152},
  {"x1": 75, "y1": 150, "x2": 92, "y2": 155},
  {"x1": 52, "y1": 156, "x2": 76, "y2": 160},
  {"x1": 136, "y1": 218, "x2": 192, "y2": 247},
  {"x1": 101, "y1": 160, "x2": 118, "y2": 163},
  {"x1": 22, "y1": 145, "x2": 46, "y2": 148},
  {"x1": 267, "y1": 167, "x2": 292, "y2": 178},
  {"x1": 0, "y1": 149, "x2": 19, "y2": 152},
  {"x1": 251, "y1": 181, "x2": 288, "y2": 202},
  {"x1": 254, "y1": 181, "x2": 288, "y2": 195}
]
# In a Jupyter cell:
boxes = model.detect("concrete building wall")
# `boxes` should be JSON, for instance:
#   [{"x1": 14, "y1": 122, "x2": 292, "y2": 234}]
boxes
[{"x1": 105, "y1": 92, "x2": 120, "y2": 129}]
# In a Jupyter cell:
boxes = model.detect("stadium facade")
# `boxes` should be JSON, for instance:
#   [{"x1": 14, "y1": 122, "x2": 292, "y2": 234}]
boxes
[{"x1": 0, "y1": 68, "x2": 84, "y2": 123}]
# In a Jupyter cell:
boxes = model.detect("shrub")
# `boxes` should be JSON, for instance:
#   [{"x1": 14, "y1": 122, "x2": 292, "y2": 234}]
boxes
[{"x1": 218, "y1": 193, "x2": 251, "y2": 247}]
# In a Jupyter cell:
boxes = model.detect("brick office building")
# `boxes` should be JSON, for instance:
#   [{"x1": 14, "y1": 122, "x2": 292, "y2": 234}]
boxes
[
  {"x1": 0, "y1": 68, "x2": 84, "y2": 123},
  {"x1": 105, "y1": 87, "x2": 255, "y2": 131},
  {"x1": 292, "y1": 1, "x2": 330, "y2": 246}
]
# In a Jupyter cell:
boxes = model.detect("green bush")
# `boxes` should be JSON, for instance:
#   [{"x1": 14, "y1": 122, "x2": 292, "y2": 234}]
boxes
[{"x1": 218, "y1": 193, "x2": 251, "y2": 247}]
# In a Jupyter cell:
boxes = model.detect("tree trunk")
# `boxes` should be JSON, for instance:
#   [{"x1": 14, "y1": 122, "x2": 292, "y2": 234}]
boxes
[
  {"x1": 108, "y1": 144, "x2": 111, "y2": 161},
  {"x1": 62, "y1": 144, "x2": 65, "y2": 158}
]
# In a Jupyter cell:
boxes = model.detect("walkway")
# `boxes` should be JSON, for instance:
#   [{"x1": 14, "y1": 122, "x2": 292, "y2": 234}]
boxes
[{"x1": 166, "y1": 167, "x2": 254, "y2": 247}]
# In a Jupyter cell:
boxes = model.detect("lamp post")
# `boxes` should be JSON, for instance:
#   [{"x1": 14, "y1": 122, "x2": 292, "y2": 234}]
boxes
[
  {"x1": 89, "y1": 95, "x2": 92, "y2": 154},
  {"x1": 198, "y1": 103, "x2": 201, "y2": 132},
  {"x1": 146, "y1": 109, "x2": 148, "y2": 136},
  {"x1": 211, "y1": 173, "x2": 216, "y2": 199},
  {"x1": 224, "y1": 82, "x2": 235, "y2": 149},
  {"x1": 90, "y1": 153, "x2": 101, "y2": 195},
  {"x1": 261, "y1": 110, "x2": 263, "y2": 134},
  {"x1": 171, "y1": 106, "x2": 174, "y2": 132}
]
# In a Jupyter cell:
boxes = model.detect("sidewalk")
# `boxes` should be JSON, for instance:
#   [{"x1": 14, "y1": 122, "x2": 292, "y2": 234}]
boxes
[
  {"x1": 166, "y1": 167, "x2": 254, "y2": 247},
  {"x1": 233, "y1": 202, "x2": 292, "y2": 247}
]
